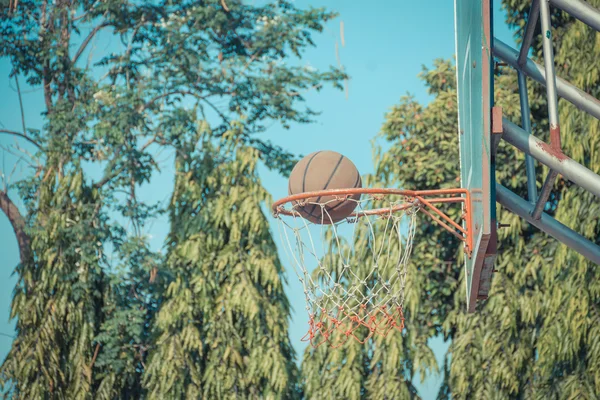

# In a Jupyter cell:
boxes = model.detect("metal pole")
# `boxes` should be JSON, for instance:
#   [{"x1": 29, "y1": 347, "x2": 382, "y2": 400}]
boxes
[
  {"x1": 496, "y1": 184, "x2": 600, "y2": 265},
  {"x1": 532, "y1": 170, "x2": 559, "y2": 216},
  {"x1": 518, "y1": 0, "x2": 541, "y2": 67},
  {"x1": 493, "y1": 39, "x2": 600, "y2": 121},
  {"x1": 517, "y1": 72, "x2": 538, "y2": 203},
  {"x1": 532, "y1": 0, "x2": 561, "y2": 220},
  {"x1": 550, "y1": 0, "x2": 600, "y2": 32},
  {"x1": 502, "y1": 118, "x2": 600, "y2": 199},
  {"x1": 539, "y1": 0, "x2": 561, "y2": 149}
]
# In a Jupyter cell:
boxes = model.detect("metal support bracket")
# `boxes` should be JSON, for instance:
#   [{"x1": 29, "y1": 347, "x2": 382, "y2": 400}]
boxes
[{"x1": 518, "y1": 0, "x2": 541, "y2": 68}]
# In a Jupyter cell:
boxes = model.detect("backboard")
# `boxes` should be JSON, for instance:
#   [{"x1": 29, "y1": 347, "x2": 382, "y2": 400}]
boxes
[{"x1": 454, "y1": 0, "x2": 497, "y2": 312}]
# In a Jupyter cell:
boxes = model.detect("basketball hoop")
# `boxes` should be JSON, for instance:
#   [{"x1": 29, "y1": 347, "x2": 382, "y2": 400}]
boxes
[{"x1": 272, "y1": 188, "x2": 472, "y2": 348}]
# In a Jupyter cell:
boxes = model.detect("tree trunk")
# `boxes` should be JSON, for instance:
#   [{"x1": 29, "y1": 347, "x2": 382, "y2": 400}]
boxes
[{"x1": 0, "y1": 191, "x2": 31, "y2": 264}]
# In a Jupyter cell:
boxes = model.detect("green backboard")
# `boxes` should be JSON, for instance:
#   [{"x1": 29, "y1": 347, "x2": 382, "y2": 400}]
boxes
[{"x1": 454, "y1": 0, "x2": 497, "y2": 312}]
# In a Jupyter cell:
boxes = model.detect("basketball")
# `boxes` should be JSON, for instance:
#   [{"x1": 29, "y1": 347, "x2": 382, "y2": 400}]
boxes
[{"x1": 288, "y1": 150, "x2": 362, "y2": 224}]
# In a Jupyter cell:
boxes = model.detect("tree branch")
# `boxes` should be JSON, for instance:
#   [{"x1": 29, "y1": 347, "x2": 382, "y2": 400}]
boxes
[
  {"x1": 0, "y1": 191, "x2": 31, "y2": 264},
  {"x1": 0, "y1": 129, "x2": 42, "y2": 150},
  {"x1": 140, "y1": 90, "x2": 198, "y2": 112},
  {"x1": 41, "y1": 1, "x2": 53, "y2": 110},
  {"x1": 72, "y1": 23, "x2": 110, "y2": 65},
  {"x1": 90, "y1": 343, "x2": 101, "y2": 368},
  {"x1": 93, "y1": 165, "x2": 123, "y2": 189},
  {"x1": 92, "y1": 132, "x2": 164, "y2": 190},
  {"x1": 14, "y1": 75, "x2": 27, "y2": 136},
  {"x1": 201, "y1": 97, "x2": 231, "y2": 127}
]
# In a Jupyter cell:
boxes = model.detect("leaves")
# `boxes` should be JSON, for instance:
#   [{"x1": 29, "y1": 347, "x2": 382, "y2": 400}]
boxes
[
  {"x1": 1, "y1": 166, "x2": 107, "y2": 399},
  {"x1": 144, "y1": 130, "x2": 299, "y2": 399},
  {"x1": 2, "y1": 0, "x2": 342, "y2": 397}
]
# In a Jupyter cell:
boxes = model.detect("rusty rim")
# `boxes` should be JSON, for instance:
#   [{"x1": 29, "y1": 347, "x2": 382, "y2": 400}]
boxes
[
  {"x1": 272, "y1": 188, "x2": 467, "y2": 216},
  {"x1": 272, "y1": 187, "x2": 473, "y2": 255}
]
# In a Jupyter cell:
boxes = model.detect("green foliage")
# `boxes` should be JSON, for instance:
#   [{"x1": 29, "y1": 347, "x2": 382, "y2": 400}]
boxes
[
  {"x1": 93, "y1": 233, "x2": 163, "y2": 399},
  {"x1": 1, "y1": 166, "x2": 107, "y2": 399},
  {"x1": 1, "y1": 0, "x2": 344, "y2": 397},
  {"x1": 144, "y1": 126, "x2": 299, "y2": 399}
]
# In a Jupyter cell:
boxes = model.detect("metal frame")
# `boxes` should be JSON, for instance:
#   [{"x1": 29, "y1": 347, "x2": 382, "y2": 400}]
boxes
[
  {"x1": 550, "y1": 0, "x2": 600, "y2": 31},
  {"x1": 493, "y1": 0, "x2": 600, "y2": 264},
  {"x1": 517, "y1": 72, "x2": 538, "y2": 203},
  {"x1": 493, "y1": 40, "x2": 600, "y2": 120},
  {"x1": 502, "y1": 118, "x2": 600, "y2": 198},
  {"x1": 272, "y1": 188, "x2": 474, "y2": 256},
  {"x1": 497, "y1": 184, "x2": 600, "y2": 264}
]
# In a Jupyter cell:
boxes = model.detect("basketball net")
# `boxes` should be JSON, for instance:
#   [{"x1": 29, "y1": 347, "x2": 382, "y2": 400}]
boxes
[{"x1": 275, "y1": 194, "x2": 419, "y2": 348}]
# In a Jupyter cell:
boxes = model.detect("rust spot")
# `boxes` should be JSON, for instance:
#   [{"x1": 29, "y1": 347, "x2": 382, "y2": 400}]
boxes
[
  {"x1": 537, "y1": 140, "x2": 568, "y2": 161},
  {"x1": 550, "y1": 124, "x2": 561, "y2": 149}
]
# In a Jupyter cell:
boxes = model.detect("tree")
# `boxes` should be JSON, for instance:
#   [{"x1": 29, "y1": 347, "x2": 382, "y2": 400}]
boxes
[
  {"x1": 144, "y1": 125, "x2": 300, "y2": 398},
  {"x1": 372, "y1": 57, "x2": 541, "y2": 399},
  {"x1": 0, "y1": 35, "x2": 112, "y2": 398},
  {"x1": 93, "y1": 226, "x2": 163, "y2": 398},
  {"x1": 0, "y1": 0, "x2": 344, "y2": 397}
]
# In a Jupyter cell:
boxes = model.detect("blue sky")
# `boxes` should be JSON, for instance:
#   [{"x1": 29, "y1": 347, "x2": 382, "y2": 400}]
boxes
[{"x1": 0, "y1": 0, "x2": 516, "y2": 397}]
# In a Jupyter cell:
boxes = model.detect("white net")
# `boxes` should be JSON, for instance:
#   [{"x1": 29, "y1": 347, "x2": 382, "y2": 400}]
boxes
[{"x1": 275, "y1": 195, "x2": 421, "y2": 348}]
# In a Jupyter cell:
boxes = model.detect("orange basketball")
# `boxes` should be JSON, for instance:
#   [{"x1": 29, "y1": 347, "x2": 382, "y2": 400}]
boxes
[{"x1": 288, "y1": 151, "x2": 362, "y2": 224}]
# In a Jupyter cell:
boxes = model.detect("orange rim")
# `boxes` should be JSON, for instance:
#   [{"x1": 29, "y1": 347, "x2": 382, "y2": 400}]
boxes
[{"x1": 272, "y1": 187, "x2": 473, "y2": 256}]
